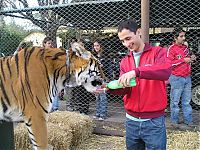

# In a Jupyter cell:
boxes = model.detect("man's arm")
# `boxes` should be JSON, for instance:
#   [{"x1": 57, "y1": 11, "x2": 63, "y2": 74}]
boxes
[{"x1": 137, "y1": 47, "x2": 171, "y2": 80}]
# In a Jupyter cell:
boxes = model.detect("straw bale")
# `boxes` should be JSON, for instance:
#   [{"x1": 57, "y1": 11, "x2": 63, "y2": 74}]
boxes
[
  {"x1": 14, "y1": 122, "x2": 73, "y2": 150},
  {"x1": 48, "y1": 111, "x2": 94, "y2": 149},
  {"x1": 47, "y1": 122, "x2": 73, "y2": 150}
]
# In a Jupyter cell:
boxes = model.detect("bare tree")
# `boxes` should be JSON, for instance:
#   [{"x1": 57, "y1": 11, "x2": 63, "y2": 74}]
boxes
[{"x1": 3, "y1": 0, "x2": 70, "y2": 47}]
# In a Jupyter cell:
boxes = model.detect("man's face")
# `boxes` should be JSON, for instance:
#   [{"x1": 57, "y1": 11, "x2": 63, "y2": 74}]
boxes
[
  {"x1": 175, "y1": 32, "x2": 186, "y2": 45},
  {"x1": 118, "y1": 29, "x2": 141, "y2": 52}
]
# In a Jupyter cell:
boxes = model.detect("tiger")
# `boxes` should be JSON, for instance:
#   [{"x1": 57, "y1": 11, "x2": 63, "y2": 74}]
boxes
[{"x1": 0, "y1": 42, "x2": 104, "y2": 150}]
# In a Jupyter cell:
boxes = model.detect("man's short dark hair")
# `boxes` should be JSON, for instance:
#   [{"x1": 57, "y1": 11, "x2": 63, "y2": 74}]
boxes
[
  {"x1": 118, "y1": 19, "x2": 139, "y2": 33},
  {"x1": 173, "y1": 27, "x2": 186, "y2": 38}
]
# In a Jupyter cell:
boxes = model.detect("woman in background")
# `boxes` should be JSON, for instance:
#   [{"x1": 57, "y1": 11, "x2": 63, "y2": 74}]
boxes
[{"x1": 92, "y1": 40, "x2": 108, "y2": 120}]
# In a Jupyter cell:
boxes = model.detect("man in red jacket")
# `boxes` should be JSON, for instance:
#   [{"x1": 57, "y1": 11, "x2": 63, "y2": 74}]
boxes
[
  {"x1": 96, "y1": 19, "x2": 171, "y2": 150},
  {"x1": 167, "y1": 27, "x2": 196, "y2": 127}
]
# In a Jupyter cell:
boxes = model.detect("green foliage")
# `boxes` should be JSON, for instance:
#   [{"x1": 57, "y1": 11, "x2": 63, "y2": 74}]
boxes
[{"x1": 0, "y1": 23, "x2": 29, "y2": 56}]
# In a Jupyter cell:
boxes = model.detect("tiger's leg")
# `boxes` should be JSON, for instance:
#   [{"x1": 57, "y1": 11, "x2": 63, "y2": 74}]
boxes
[{"x1": 24, "y1": 113, "x2": 48, "y2": 150}]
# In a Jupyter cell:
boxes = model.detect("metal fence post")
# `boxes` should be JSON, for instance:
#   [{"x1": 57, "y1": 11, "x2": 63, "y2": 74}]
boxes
[
  {"x1": 141, "y1": 0, "x2": 150, "y2": 43},
  {"x1": 0, "y1": 121, "x2": 15, "y2": 150}
]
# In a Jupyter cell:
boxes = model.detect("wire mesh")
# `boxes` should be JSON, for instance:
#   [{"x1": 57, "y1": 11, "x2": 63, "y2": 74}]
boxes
[{"x1": 0, "y1": 0, "x2": 199, "y2": 117}]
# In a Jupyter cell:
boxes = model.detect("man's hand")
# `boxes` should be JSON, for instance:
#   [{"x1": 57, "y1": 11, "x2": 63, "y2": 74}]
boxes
[
  {"x1": 118, "y1": 70, "x2": 136, "y2": 87},
  {"x1": 191, "y1": 54, "x2": 196, "y2": 62},
  {"x1": 184, "y1": 57, "x2": 191, "y2": 63},
  {"x1": 184, "y1": 55, "x2": 196, "y2": 64}
]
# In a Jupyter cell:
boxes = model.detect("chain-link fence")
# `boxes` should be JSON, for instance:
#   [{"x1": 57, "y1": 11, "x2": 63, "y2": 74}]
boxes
[{"x1": 0, "y1": 0, "x2": 199, "y2": 117}]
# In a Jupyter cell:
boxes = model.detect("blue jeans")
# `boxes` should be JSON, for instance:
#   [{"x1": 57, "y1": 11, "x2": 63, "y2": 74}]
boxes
[
  {"x1": 52, "y1": 95, "x2": 60, "y2": 111},
  {"x1": 95, "y1": 93, "x2": 107, "y2": 117},
  {"x1": 169, "y1": 75, "x2": 192, "y2": 124},
  {"x1": 126, "y1": 116, "x2": 166, "y2": 150}
]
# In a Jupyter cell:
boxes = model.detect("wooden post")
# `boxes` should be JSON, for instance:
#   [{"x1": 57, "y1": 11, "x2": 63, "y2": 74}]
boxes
[
  {"x1": 0, "y1": 121, "x2": 15, "y2": 150},
  {"x1": 141, "y1": 0, "x2": 150, "y2": 43}
]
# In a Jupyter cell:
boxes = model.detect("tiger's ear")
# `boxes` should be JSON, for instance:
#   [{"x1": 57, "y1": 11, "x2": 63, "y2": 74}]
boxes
[{"x1": 71, "y1": 42, "x2": 91, "y2": 59}]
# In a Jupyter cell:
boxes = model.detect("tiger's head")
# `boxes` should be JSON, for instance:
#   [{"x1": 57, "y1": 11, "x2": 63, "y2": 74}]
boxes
[
  {"x1": 66, "y1": 42, "x2": 105, "y2": 92},
  {"x1": 38, "y1": 42, "x2": 104, "y2": 95}
]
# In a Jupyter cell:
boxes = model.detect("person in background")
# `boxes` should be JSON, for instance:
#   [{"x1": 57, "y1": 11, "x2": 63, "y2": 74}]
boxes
[
  {"x1": 96, "y1": 19, "x2": 171, "y2": 150},
  {"x1": 42, "y1": 36, "x2": 53, "y2": 48},
  {"x1": 42, "y1": 36, "x2": 60, "y2": 112},
  {"x1": 167, "y1": 27, "x2": 196, "y2": 128},
  {"x1": 92, "y1": 40, "x2": 108, "y2": 120}
]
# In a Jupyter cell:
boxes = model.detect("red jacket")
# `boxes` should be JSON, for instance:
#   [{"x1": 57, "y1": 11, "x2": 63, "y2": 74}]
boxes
[
  {"x1": 109, "y1": 44, "x2": 171, "y2": 119},
  {"x1": 167, "y1": 43, "x2": 191, "y2": 77}
]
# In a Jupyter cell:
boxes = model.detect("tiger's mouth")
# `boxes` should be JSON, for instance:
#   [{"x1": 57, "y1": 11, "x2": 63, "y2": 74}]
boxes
[{"x1": 80, "y1": 78, "x2": 103, "y2": 93}]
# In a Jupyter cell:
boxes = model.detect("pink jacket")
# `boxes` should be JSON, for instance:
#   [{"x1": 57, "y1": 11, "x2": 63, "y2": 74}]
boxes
[{"x1": 109, "y1": 44, "x2": 171, "y2": 119}]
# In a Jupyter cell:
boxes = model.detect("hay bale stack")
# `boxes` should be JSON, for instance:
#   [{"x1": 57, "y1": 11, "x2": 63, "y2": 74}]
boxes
[
  {"x1": 14, "y1": 122, "x2": 73, "y2": 150},
  {"x1": 48, "y1": 111, "x2": 94, "y2": 149},
  {"x1": 14, "y1": 111, "x2": 93, "y2": 149}
]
